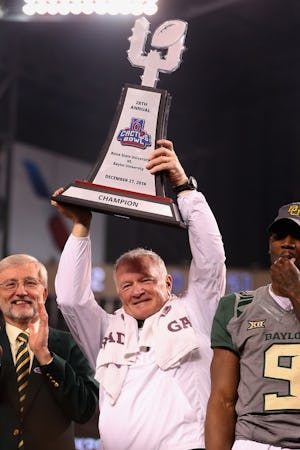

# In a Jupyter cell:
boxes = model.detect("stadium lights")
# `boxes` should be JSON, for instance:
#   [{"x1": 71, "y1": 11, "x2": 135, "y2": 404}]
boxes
[{"x1": 22, "y1": 0, "x2": 158, "y2": 16}]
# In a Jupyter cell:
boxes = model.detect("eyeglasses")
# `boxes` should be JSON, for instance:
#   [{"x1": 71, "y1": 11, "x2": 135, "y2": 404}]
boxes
[{"x1": 0, "y1": 278, "x2": 43, "y2": 291}]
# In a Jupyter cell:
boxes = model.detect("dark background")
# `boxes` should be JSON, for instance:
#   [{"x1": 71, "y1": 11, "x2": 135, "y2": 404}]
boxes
[{"x1": 1, "y1": 0, "x2": 300, "y2": 268}]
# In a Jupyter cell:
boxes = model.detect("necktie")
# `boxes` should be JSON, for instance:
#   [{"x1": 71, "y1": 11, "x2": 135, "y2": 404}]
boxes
[{"x1": 16, "y1": 332, "x2": 30, "y2": 449}]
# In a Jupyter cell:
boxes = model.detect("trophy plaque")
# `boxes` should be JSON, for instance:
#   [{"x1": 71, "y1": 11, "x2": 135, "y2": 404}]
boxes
[{"x1": 54, "y1": 16, "x2": 188, "y2": 228}]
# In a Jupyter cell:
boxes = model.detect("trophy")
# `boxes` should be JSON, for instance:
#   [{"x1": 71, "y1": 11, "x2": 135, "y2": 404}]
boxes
[{"x1": 54, "y1": 17, "x2": 188, "y2": 228}]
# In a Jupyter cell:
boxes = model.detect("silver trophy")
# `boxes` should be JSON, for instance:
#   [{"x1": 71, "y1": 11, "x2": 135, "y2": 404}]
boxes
[{"x1": 54, "y1": 17, "x2": 188, "y2": 228}]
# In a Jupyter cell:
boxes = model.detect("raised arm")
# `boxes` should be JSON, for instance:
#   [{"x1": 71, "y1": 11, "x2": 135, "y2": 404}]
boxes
[
  {"x1": 146, "y1": 139, "x2": 226, "y2": 333},
  {"x1": 179, "y1": 190, "x2": 226, "y2": 333},
  {"x1": 51, "y1": 190, "x2": 108, "y2": 368},
  {"x1": 205, "y1": 348, "x2": 239, "y2": 450}
]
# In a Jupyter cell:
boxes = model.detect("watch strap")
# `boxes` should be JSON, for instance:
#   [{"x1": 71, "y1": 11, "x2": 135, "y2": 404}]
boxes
[{"x1": 172, "y1": 176, "x2": 197, "y2": 194}]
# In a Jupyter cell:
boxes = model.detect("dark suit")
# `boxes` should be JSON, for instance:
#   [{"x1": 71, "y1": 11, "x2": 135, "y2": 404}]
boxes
[{"x1": 0, "y1": 325, "x2": 99, "y2": 450}]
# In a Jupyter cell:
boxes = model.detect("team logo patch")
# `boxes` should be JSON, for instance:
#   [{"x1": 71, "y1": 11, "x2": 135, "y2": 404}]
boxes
[
  {"x1": 288, "y1": 204, "x2": 300, "y2": 217},
  {"x1": 247, "y1": 320, "x2": 266, "y2": 330},
  {"x1": 117, "y1": 117, "x2": 151, "y2": 149}
]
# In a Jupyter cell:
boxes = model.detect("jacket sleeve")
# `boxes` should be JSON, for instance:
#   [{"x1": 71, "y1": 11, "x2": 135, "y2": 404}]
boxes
[
  {"x1": 177, "y1": 190, "x2": 226, "y2": 336},
  {"x1": 39, "y1": 331, "x2": 99, "y2": 423}
]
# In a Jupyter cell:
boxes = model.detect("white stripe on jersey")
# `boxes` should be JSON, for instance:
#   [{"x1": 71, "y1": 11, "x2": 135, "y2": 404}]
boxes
[{"x1": 232, "y1": 439, "x2": 294, "y2": 450}]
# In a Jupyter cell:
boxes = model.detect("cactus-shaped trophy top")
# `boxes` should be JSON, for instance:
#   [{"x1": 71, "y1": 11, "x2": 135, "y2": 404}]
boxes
[{"x1": 127, "y1": 16, "x2": 188, "y2": 88}]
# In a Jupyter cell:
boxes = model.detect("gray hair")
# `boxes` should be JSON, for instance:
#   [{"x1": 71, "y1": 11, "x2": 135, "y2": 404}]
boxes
[
  {"x1": 113, "y1": 247, "x2": 167, "y2": 285},
  {"x1": 0, "y1": 254, "x2": 48, "y2": 287}
]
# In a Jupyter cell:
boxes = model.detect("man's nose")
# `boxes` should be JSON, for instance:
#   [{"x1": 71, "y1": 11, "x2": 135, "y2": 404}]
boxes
[
  {"x1": 281, "y1": 235, "x2": 296, "y2": 247},
  {"x1": 132, "y1": 283, "x2": 145, "y2": 296},
  {"x1": 15, "y1": 282, "x2": 28, "y2": 295}
]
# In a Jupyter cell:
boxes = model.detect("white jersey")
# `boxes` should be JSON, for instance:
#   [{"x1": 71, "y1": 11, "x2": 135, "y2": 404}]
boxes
[{"x1": 55, "y1": 190, "x2": 226, "y2": 450}]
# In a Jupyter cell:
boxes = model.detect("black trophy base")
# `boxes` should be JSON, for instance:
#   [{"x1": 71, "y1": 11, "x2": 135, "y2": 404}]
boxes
[{"x1": 53, "y1": 180, "x2": 186, "y2": 229}]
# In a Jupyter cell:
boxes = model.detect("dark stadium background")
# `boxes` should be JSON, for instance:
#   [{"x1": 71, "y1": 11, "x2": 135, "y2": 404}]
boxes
[{"x1": 1, "y1": 0, "x2": 300, "y2": 269}]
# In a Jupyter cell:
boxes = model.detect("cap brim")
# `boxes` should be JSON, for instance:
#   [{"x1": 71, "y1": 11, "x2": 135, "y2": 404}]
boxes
[{"x1": 268, "y1": 217, "x2": 300, "y2": 233}]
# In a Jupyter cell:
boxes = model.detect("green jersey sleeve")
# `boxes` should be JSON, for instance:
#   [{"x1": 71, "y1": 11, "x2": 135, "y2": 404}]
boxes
[{"x1": 211, "y1": 293, "x2": 238, "y2": 354}]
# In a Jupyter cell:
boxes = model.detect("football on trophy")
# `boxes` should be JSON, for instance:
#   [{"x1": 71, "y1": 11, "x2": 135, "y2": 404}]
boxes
[{"x1": 151, "y1": 20, "x2": 187, "y2": 48}]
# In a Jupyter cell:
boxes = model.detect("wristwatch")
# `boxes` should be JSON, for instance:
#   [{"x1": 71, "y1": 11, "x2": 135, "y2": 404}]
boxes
[{"x1": 172, "y1": 176, "x2": 198, "y2": 194}]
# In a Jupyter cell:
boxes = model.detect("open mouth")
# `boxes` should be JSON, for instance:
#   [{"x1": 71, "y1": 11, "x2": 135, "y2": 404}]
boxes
[{"x1": 11, "y1": 300, "x2": 32, "y2": 306}]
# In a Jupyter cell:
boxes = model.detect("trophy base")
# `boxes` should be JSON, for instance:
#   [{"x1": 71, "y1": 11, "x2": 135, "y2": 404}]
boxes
[{"x1": 53, "y1": 180, "x2": 186, "y2": 229}]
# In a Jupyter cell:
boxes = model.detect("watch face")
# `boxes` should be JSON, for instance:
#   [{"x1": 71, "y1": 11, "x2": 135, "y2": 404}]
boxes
[{"x1": 188, "y1": 176, "x2": 198, "y2": 190}]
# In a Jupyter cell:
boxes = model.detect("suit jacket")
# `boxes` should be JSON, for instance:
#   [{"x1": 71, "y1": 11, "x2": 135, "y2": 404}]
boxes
[{"x1": 0, "y1": 325, "x2": 99, "y2": 450}]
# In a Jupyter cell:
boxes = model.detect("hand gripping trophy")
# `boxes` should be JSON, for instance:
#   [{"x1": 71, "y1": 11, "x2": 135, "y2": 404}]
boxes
[{"x1": 54, "y1": 17, "x2": 188, "y2": 227}]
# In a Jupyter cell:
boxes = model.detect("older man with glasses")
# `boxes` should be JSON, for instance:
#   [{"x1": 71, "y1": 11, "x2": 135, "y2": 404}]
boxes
[{"x1": 0, "y1": 253, "x2": 99, "y2": 450}]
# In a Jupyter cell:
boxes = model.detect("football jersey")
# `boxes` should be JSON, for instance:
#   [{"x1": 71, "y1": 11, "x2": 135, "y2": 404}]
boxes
[{"x1": 211, "y1": 285, "x2": 300, "y2": 448}]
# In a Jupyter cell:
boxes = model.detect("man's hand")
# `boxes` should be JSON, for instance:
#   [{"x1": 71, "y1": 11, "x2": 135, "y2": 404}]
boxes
[
  {"x1": 271, "y1": 256, "x2": 300, "y2": 307},
  {"x1": 51, "y1": 188, "x2": 92, "y2": 237},
  {"x1": 145, "y1": 139, "x2": 187, "y2": 188},
  {"x1": 28, "y1": 301, "x2": 53, "y2": 366}
]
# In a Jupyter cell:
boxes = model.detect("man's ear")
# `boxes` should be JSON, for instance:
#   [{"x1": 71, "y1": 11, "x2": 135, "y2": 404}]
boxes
[
  {"x1": 268, "y1": 236, "x2": 272, "y2": 254},
  {"x1": 166, "y1": 274, "x2": 172, "y2": 291},
  {"x1": 43, "y1": 287, "x2": 48, "y2": 302}
]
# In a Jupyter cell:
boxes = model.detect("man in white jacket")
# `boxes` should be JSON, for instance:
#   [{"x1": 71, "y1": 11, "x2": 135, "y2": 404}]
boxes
[{"x1": 52, "y1": 139, "x2": 226, "y2": 450}]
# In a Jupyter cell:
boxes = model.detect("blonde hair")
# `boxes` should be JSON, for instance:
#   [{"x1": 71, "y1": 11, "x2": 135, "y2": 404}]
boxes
[{"x1": 113, "y1": 247, "x2": 167, "y2": 285}]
